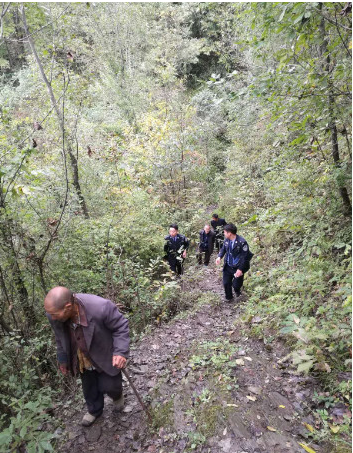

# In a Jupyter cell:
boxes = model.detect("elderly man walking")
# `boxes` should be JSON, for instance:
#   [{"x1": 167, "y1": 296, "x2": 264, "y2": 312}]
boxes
[
  {"x1": 44, "y1": 286, "x2": 130, "y2": 426},
  {"x1": 197, "y1": 224, "x2": 215, "y2": 266}
]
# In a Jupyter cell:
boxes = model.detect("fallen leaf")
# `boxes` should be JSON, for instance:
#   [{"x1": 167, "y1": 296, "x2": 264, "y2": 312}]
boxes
[
  {"x1": 267, "y1": 426, "x2": 277, "y2": 432},
  {"x1": 246, "y1": 395, "x2": 256, "y2": 401},
  {"x1": 298, "y1": 443, "x2": 317, "y2": 453},
  {"x1": 235, "y1": 358, "x2": 245, "y2": 366},
  {"x1": 226, "y1": 403, "x2": 239, "y2": 407},
  {"x1": 223, "y1": 427, "x2": 227, "y2": 436},
  {"x1": 279, "y1": 405, "x2": 286, "y2": 408},
  {"x1": 304, "y1": 423, "x2": 315, "y2": 433},
  {"x1": 329, "y1": 424, "x2": 340, "y2": 433},
  {"x1": 244, "y1": 356, "x2": 252, "y2": 361}
]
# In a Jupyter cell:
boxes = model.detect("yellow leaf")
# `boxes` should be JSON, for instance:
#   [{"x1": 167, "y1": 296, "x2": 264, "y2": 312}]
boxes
[
  {"x1": 279, "y1": 405, "x2": 286, "y2": 408},
  {"x1": 329, "y1": 424, "x2": 340, "y2": 433},
  {"x1": 298, "y1": 443, "x2": 317, "y2": 453},
  {"x1": 246, "y1": 395, "x2": 256, "y2": 401},
  {"x1": 304, "y1": 423, "x2": 315, "y2": 433},
  {"x1": 267, "y1": 426, "x2": 277, "y2": 432}
]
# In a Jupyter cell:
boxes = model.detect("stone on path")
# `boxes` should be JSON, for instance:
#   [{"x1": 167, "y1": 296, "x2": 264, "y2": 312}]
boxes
[{"x1": 85, "y1": 424, "x2": 102, "y2": 443}]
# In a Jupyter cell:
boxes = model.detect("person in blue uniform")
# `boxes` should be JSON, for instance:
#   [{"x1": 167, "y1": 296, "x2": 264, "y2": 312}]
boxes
[
  {"x1": 164, "y1": 224, "x2": 190, "y2": 275},
  {"x1": 211, "y1": 214, "x2": 227, "y2": 252},
  {"x1": 216, "y1": 223, "x2": 253, "y2": 302}
]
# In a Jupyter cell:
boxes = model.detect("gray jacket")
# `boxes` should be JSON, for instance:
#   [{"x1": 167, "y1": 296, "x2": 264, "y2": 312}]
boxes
[{"x1": 47, "y1": 293, "x2": 130, "y2": 376}]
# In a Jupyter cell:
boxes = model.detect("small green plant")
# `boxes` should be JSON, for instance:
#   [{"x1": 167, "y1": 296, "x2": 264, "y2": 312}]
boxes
[
  {"x1": 187, "y1": 431, "x2": 206, "y2": 450},
  {"x1": 0, "y1": 397, "x2": 57, "y2": 453},
  {"x1": 150, "y1": 399, "x2": 174, "y2": 430},
  {"x1": 189, "y1": 339, "x2": 238, "y2": 374}
]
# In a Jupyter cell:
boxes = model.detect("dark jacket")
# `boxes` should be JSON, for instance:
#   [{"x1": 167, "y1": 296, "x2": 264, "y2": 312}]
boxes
[
  {"x1": 199, "y1": 229, "x2": 215, "y2": 253},
  {"x1": 211, "y1": 218, "x2": 227, "y2": 237},
  {"x1": 164, "y1": 234, "x2": 189, "y2": 257},
  {"x1": 47, "y1": 293, "x2": 130, "y2": 376},
  {"x1": 218, "y1": 235, "x2": 253, "y2": 272}
]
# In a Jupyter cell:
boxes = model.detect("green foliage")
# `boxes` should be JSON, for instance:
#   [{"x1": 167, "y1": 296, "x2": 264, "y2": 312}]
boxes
[
  {"x1": 0, "y1": 398, "x2": 56, "y2": 453},
  {"x1": 189, "y1": 338, "x2": 239, "y2": 382},
  {"x1": 0, "y1": 333, "x2": 58, "y2": 453},
  {"x1": 0, "y1": 2, "x2": 351, "y2": 448}
]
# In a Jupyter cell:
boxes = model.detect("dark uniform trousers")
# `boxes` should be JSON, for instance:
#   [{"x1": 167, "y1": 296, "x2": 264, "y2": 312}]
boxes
[
  {"x1": 215, "y1": 235, "x2": 224, "y2": 252},
  {"x1": 197, "y1": 248, "x2": 212, "y2": 265},
  {"x1": 168, "y1": 255, "x2": 183, "y2": 275},
  {"x1": 211, "y1": 219, "x2": 227, "y2": 252},
  {"x1": 223, "y1": 263, "x2": 249, "y2": 300},
  {"x1": 81, "y1": 370, "x2": 122, "y2": 417}
]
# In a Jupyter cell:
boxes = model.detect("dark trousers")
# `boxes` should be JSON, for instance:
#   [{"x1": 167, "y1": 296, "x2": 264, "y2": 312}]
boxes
[
  {"x1": 223, "y1": 263, "x2": 247, "y2": 300},
  {"x1": 215, "y1": 236, "x2": 224, "y2": 252},
  {"x1": 81, "y1": 370, "x2": 122, "y2": 416},
  {"x1": 197, "y1": 248, "x2": 211, "y2": 265},
  {"x1": 168, "y1": 255, "x2": 184, "y2": 275}
]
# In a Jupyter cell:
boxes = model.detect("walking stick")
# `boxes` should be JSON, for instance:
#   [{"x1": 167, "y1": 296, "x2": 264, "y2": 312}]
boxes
[{"x1": 121, "y1": 365, "x2": 153, "y2": 422}]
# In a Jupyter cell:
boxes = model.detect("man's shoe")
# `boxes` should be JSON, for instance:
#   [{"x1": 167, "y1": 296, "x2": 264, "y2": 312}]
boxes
[
  {"x1": 224, "y1": 297, "x2": 234, "y2": 303},
  {"x1": 82, "y1": 412, "x2": 98, "y2": 427},
  {"x1": 113, "y1": 393, "x2": 124, "y2": 412}
]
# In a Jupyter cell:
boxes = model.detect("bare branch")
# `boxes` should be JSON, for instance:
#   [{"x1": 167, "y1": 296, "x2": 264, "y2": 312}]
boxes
[
  {"x1": 0, "y1": 3, "x2": 11, "y2": 41},
  {"x1": 334, "y1": 5, "x2": 352, "y2": 57},
  {"x1": 314, "y1": 5, "x2": 352, "y2": 30}
]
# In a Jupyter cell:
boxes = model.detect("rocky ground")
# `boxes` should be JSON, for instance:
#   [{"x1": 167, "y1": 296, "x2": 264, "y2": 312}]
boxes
[{"x1": 55, "y1": 262, "x2": 334, "y2": 453}]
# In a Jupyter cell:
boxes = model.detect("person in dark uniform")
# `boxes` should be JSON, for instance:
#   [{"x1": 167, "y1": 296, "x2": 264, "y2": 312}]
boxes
[
  {"x1": 164, "y1": 224, "x2": 190, "y2": 275},
  {"x1": 197, "y1": 224, "x2": 215, "y2": 266},
  {"x1": 211, "y1": 214, "x2": 227, "y2": 252},
  {"x1": 216, "y1": 223, "x2": 253, "y2": 302}
]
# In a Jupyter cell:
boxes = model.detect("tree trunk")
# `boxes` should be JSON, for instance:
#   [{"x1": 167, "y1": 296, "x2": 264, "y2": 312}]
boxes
[
  {"x1": 21, "y1": 4, "x2": 89, "y2": 218},
  {"x1": 319, "y1": 6, "x2": 352, "y2": 215},
  {"x1": 0, "y1": 199, "x2": 36, "y2": 324}
]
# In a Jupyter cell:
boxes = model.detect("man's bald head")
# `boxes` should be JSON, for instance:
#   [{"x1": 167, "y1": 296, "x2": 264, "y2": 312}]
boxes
[{"x1": 45, "y1": 286, "x2": 73, "y2": 311}]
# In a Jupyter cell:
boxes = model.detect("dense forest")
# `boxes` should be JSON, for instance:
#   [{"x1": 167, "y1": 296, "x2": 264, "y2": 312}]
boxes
[{"x1": 0, "y1": 2, "x2": 351, "y2": 453}]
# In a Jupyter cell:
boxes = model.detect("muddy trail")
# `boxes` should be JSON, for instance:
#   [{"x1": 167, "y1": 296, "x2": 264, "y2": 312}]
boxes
[{"x1": 57, "y1": 262, "x2": 329, "y2": 453}]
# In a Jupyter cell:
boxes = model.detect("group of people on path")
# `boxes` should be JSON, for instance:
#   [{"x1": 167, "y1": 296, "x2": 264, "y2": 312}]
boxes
[
  {"x1": 44, "y1": 214, "x2": 253, "y2": 429},
  {"x1": 164, "y1": 213, "x2": 253, "y2": 303}
]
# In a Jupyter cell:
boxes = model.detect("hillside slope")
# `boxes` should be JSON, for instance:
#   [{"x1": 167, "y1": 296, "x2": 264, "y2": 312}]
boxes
[{"x1": 56, "y1": 262, "x2": 336, "y2": 453}]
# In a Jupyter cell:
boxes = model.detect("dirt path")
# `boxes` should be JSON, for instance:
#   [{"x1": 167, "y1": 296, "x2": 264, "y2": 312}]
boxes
[{"x1": 57, "y1": 263, "x2": 328, "y2": 453}]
